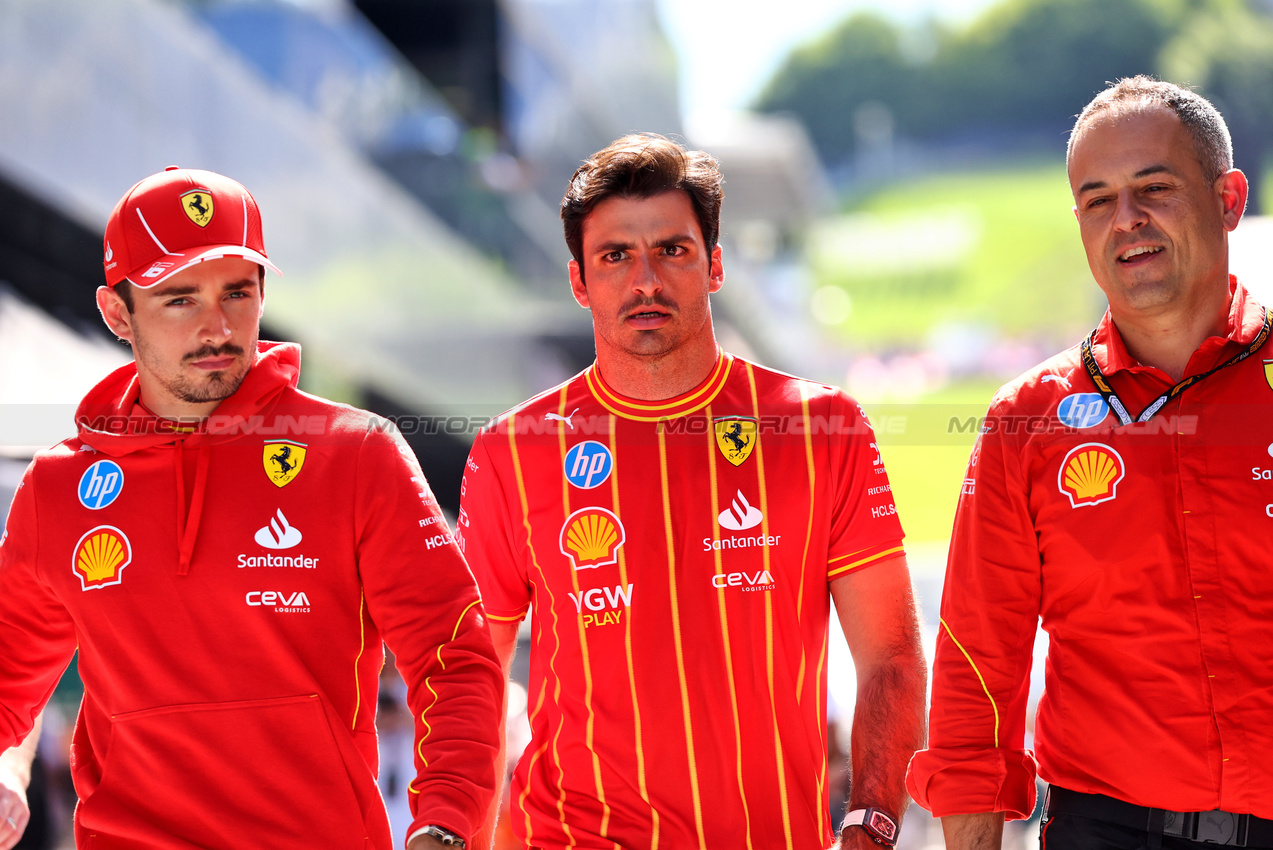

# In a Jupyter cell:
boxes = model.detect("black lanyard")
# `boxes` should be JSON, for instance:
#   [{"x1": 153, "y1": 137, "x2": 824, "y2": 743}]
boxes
[{"x1": 1079, "y1": 308, "x2": 1273, "y2": 425}]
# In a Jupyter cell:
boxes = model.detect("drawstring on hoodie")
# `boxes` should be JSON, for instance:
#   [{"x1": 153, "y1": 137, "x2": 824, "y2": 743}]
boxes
[
  {"x1": 76, "y1": 342, "x2": 302, "y2": 577},
  {"x1": 173, "y1": 438, "x2": 212, "y2": 576}
]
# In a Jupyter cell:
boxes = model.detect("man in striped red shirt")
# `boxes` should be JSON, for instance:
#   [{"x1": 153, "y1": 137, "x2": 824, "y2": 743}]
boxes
[{"x1": 459, "y1": 134, "x2": 926, "y2": 850}]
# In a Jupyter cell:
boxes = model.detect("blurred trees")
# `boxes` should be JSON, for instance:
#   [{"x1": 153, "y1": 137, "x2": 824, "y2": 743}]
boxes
[
  {"x1": 758, "y1": 0, "x2": 1273, "y2": 209},
  {"x1": 1160, "y1": 0, "x2": 1273, "y2": 207}
]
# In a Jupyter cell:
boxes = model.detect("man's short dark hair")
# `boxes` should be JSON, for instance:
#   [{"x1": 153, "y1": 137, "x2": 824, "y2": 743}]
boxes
[
  {"x1": 1068, "y1": 75, "x2": 1234, "y2": 181},
  {"x1": 561, "y1": 133, "x2": 724, "y2": 270}
]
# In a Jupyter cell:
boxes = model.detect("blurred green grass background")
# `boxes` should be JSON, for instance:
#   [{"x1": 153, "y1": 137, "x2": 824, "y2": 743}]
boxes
[{"x1": 818, "y1": 162, "x2": 1096, "y2": 545}]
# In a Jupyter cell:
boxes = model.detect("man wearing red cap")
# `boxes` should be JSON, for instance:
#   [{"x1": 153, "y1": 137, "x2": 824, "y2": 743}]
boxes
[{"x1": 0, "y1": 167, "x2": 502, "y2": 849}]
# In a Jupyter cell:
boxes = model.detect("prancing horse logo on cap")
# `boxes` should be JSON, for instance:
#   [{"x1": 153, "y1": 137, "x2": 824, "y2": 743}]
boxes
[{"x1": 181, "y1": 190, "x2": 214, "y2": 227}]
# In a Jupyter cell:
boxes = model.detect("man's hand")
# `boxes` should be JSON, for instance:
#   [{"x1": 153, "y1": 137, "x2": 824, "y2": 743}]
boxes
[
  {"x1": 0, "y1": 778, "x2": 28, "y2": 850},
  {"x1": 405, "y1": 834, "x2": 452, "y2": 850},
  {"x1": 0, "y1": 712, "x2": 39, "y2": 850}
]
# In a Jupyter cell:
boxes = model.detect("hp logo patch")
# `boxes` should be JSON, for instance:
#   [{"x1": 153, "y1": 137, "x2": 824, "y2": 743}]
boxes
[
  {"x1": 1056, "y1": 393, "x2": 1110, "y2": 430},
  {"x1": 78, "y1": 460, "x2": 124, "y2": 510},
  {"x1": 564, "y1": 441, "x2": 613, "y2": 489}
]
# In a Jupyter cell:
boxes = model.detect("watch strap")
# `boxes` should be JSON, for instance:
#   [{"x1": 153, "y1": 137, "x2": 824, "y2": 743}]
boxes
[
  {"x1": 842, "y1": 807, "x2": 899, "y2": 846},
  {"x1": 407, "y1": 825, "x2": 466, "y2": 848}
]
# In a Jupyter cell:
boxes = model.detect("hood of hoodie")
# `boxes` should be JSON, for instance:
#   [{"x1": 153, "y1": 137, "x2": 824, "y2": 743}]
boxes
[
  {"x1": 75, "y1": 341, "x2": 302, "y2": 455},
  {"x1": 73, "y1": 341, "x2": 301, "y2": 576}
]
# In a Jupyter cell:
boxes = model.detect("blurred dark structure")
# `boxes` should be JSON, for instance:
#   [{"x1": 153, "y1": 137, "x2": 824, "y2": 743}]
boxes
[
  {"x1": 0, "y1": 171, "x2": 110, "y2": 342},
  {"x1": 355, "y1": 0, "x2": 503, "y2": 133}
]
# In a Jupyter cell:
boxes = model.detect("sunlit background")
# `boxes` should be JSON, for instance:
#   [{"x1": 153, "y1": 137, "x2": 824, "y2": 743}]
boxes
[{"x1": 3, "y1": 0, "x2": 1273, "y2": 847}]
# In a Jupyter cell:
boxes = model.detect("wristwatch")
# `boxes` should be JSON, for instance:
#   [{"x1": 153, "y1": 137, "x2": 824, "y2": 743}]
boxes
[
  {"x1": 842, "y1": 807, "x2": 899, "y2": 847},
  {"x1": 411, "y1": 825, "x2": 466, "y2": 848}
]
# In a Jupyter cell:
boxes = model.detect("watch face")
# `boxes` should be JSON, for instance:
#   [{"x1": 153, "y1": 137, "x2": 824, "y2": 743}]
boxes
[{"x1": 867, "y1": 811, "x2": 897, "y2": 841}]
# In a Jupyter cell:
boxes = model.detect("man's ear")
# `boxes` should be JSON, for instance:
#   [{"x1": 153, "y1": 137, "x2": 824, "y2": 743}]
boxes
[
  {"x1": 568, "y1": 260, "x2": 590, "y2": 309},
  {"x1": 1219, "y1": 168, "x2": 1249, "y2": 232},
  {"x1": 708, "y1": 244, "x2": 725, "y2": 294},
  {"x1": 96, "y1": 286, "x2": 135, "y2": 344}
]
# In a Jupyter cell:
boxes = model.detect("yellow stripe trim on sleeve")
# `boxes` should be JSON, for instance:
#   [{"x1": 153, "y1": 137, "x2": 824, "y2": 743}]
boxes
[
  {"x1": 485, "y1": 609, "x2": 529, "y2": 623},
  {"x1": 351, "y1": 591, "x2": 367, "y2": 730},
  {"x1": 939, "y1": 617, "x2": 1000, "y2": 748},
  {"x1": 827, "y1": 546, "x2": 905, "y2": 578},
  {"x1": 412, "y1": 598, "x2": 484, "y2": 773}
]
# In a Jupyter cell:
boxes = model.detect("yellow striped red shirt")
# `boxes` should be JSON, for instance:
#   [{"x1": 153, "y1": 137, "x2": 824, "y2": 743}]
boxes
[{"x1": 459, "y1": 352, "x2": 904, "y2": 849}]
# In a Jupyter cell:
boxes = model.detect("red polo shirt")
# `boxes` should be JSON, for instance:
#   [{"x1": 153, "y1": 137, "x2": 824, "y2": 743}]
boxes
[{"x1": 908, "y1": 279, "x2": 1273, "y2": 819}]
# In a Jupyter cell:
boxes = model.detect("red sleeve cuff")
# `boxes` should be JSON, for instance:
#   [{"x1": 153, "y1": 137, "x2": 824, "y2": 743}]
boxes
[{"x1": 906, "y1": 746, "x2": 1039, "y2": 820}]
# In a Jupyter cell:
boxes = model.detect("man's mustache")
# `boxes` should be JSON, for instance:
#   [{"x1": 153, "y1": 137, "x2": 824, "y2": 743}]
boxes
[
  {"x1": 182, "y1": 344, "x2": 245, "y2": 364},
  {"x1": 620, "y1": 295, "x2": 678, "y2": 315}
]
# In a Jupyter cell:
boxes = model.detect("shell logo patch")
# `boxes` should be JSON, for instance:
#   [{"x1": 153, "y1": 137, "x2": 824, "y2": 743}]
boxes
[
  {"x1": 1058, "y1": 442, "x2": 1125, "y2": 508},
  {"x1": 72, "y1": 525, "x2": 132, "y2": 590},
  {"x1": 181, "y1": 190, "x2": 214, "y2": 227},
  {"x1": 263, "y1": 441, "x2": 306, "y2": 487},
  {"x1": 1264, "y1": 359, "x2": 1273, "y2": 392},
  {"x1": 714, "y1": 417, "x2": 757, "y2": 467},
  {"x1": 559, "y1": 507, "x2": 625, "y2": 570}
]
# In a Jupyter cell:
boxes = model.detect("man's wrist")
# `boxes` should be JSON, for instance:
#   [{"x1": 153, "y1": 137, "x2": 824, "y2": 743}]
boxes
[
  {"x1": 842, "y1": 807, "x2": 899, "y2": 847},
  {"x1": 407, "y1": 824, "x2": 465, "y2": 848}
]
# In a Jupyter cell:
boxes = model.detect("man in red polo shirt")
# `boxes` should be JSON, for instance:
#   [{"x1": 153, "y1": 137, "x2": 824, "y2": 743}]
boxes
[
  {"x1": 458, "y1": 134, "x2": 927, "y2": 850},
  {"x1": 909, "y1": 77, "x2": 1273, "y2": 849}
]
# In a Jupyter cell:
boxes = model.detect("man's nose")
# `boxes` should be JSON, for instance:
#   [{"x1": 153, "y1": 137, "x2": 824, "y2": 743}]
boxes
[
  {"x1": 631, "y1": 254, "x2": 663, "y2": 297},
  {"x1": 1113, "y1": 189, "x2": 1147, "y2": 232},
  {"x1": 200, "y1": 302, "x2": 233, "y2": 344}
]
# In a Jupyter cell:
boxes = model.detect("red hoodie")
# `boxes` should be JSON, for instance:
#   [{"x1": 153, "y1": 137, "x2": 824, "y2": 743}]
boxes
[{"x1": 0, "y1": 342, "x2": 501, "y2": 849}]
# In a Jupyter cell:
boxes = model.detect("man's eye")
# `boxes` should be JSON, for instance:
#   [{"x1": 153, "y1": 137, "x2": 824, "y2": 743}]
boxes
[{"x1": 605, "y1": 251, "x2": 625, "y2": 262}]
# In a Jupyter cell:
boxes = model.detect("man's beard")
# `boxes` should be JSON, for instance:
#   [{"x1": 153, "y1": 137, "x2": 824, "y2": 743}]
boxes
[
  {"x1": 176, "y1": 343, "x2": 250, "y2": 402},
  {"x1": 135, "y1": 337, "x2": 252, "y2": 404}
]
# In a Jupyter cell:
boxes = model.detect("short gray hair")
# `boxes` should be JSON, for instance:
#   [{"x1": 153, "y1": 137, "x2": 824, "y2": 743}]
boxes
[{"x1": 1068, "y1": 75, "x2": 1233, "y2": 181}]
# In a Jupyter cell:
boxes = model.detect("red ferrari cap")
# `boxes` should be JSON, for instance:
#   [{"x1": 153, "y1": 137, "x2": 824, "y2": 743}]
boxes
[{"x1": 102, "y1": 166, "x2": 282, "y2": 288}]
